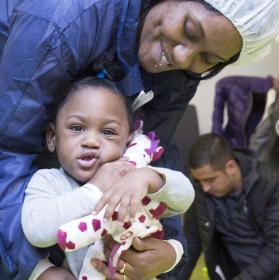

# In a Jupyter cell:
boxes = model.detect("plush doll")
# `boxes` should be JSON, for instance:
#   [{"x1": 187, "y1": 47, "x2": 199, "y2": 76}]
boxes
[{"x1": 57, "y1": 122, "x2": 166, "y2": 280}]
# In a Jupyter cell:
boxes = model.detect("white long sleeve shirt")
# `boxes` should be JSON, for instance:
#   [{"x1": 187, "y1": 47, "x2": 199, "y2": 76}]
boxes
[{"x1": 22, "y1": 166, "x2": 194, "y2": 278}]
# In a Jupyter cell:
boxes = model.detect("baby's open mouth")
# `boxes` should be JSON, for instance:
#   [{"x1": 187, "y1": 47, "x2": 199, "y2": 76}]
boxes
[
  {"x1": 82, "y1": 155, "x2": 94, "y2": 160},
  {"x1": 77, "y1": 152, "x2": 99, "y2": 169}
]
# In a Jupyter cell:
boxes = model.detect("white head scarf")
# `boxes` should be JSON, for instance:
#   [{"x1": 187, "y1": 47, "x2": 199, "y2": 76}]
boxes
[{"x1": 204, "y1": 0, "x2": 279, "y2": 64}]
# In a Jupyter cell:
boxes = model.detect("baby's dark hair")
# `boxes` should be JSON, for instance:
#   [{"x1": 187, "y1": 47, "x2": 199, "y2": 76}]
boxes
[{"x1": 49, "y1": 76, "x2": 134, "y2": 132}]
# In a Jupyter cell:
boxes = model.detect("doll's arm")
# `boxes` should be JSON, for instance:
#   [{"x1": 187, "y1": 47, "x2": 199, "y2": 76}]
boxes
[{"x1": 57, "y1": 207, "x2": 113, "y2": 252}]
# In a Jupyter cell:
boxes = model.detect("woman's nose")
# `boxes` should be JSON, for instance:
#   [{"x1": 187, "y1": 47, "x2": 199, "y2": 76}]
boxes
[{"x1": 173, "y1": 43, "x2": 198, "y2": 70}]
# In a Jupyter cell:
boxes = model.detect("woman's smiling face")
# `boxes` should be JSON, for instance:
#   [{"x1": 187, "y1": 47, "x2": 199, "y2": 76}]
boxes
[{"x1": 138, "y1": 0, "x2": 242, "y2": 73}]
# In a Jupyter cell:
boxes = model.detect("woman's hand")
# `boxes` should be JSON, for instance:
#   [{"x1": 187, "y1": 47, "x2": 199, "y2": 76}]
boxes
[
  {"x1": 93, "y1": 167, "x2": 164, "y2": 222},
  {"x1": 91, "y1": 236, "x2": 176, "y2": 280}
]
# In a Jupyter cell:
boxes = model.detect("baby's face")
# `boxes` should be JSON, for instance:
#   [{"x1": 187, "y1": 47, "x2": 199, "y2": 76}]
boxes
[{"x1": 47, "y1": 86, "x2": 132, "y2": 183}]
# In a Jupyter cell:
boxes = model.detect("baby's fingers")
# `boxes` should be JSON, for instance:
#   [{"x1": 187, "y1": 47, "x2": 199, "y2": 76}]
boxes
[
  {"x1": 93, "y1": 195, "x2": 108, "y2": 216},
  {"x1": 128, "y1": 198, "x2": 138, "y2": 221},
  {"x1": 93, "y1": 190, "x2": 116, "y2": 216},
  {"x1": 103, "y1": 194, "x2": 121, "y2": 221},
  {"x1": 117, "y1": 195, "x2": 131, "y2": 222}
]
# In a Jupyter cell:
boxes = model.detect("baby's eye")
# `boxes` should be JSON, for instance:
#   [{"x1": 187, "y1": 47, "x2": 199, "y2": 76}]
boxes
[
  {"x1": 101, "y1": 129, "x2": 116, "y2": 136},
  {"x1": 70, "y1": 125, "x2": 84, "y2": 132}
]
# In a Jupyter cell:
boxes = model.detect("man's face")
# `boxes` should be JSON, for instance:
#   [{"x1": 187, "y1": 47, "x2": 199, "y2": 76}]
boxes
[{"x1": 191, "y1": 163, "x2": 237, "y2": 197}]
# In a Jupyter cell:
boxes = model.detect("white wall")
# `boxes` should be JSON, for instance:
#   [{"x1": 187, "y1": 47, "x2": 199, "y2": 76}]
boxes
[{"x1": 190, "y1": 42, "x2": 279, "y2": 134}]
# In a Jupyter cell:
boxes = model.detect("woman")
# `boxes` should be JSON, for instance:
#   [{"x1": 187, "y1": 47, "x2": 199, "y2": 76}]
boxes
[{"x1": 0, "y1": 0, "x2": 278, "y2": 279}]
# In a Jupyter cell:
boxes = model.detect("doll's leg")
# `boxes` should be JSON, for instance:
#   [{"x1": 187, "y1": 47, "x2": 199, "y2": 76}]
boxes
[{"x1": 79, "y1": 240, "x2": 106, "y2": 280}]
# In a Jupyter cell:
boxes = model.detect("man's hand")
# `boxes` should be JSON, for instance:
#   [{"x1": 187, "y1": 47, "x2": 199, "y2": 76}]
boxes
[{"x1": 91, "y1": 236, "x2": 176, "y2": 280}]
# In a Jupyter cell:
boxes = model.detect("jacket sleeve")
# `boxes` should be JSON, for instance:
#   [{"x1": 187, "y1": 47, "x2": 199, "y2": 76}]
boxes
[
  {"x1": 234, "y1": 182, "x2": 279, "y2": 280},
  {"x1": 248, "y1": 75, "x2": 274, "y2": 94},
  {"x1": 182, "y1": 199, "x2": 203, "y2": 279},
  {"x1": 0, "y1": 12, "x2": 79, "y2": 151},
  {"x1": 0, "y1": 12, "x2": 75, "y2": 274},
  {"x1": 142, "y1": 70, "x2": 199, "y2": 171},
  {"x1": 0, "y1": 151, "x2": 47, "y2": 280},
  {"x1": 0, "y1": 12, "x2": 77, "y2": 280},
  {"x1": 0, "y1": 7, "x2": 97, "y2": 279},
  {"x1": 141, "y1": 70, "x2": 199, "y2": 280},
  {"x1": 212, "y1": 79, "x2": 228, "y2": 135}
]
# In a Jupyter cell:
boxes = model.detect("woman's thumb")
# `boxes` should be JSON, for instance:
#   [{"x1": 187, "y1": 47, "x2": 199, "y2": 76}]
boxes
[{"x1": 132, "y1": 237, "x2": 147, "y2": 251}]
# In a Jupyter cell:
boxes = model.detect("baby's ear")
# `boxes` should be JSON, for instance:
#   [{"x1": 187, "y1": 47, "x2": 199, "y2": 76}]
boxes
[{"x1": 46, "y1": 123, "x2": 56, "y2": 152}]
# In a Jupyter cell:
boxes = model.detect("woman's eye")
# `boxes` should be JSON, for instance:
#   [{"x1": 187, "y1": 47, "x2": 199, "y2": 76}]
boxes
[
  {"x1": 101, "y1": 129, "x2": 116, "y2": 136},
  {"x1": 201, "y1": 53, "x2": 217, "y2": 66},
  {"x1": 184, "y1": 20, "x2": 198, "y2": 42},
  {"x1": 185, "y1": 31, "x2": 198, "y2": 42},
  {"x1": 70, "y1": 125, "x2": 84, "y2": 132}
]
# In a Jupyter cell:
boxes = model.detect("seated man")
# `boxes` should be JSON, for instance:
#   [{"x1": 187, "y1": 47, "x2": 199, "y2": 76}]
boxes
[{"x1": 183, "y1": 133, "x2": 279, "y2": 280}]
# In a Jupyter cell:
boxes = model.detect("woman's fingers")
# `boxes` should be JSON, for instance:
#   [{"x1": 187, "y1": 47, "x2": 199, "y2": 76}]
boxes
[
  {"x1": 91, "y1": 258, "x2": 131, "y2": 280},
  {"x1": 103, "y1": 235, "x2": 115, "y2": 250}
]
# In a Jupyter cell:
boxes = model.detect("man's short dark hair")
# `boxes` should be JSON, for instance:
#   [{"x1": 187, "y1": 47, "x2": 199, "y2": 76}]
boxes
[{"x1": 188, "y1": 133, "x2": 233, "y2": 170}]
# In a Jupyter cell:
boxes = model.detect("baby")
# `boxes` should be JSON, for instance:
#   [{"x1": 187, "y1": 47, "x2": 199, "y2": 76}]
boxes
[
  {"x1": 57, "y1": 121, "x2": 167, "y2": 279},
  {"x1": 21, "y1": 77, "x2": 194, "y2": 280}
]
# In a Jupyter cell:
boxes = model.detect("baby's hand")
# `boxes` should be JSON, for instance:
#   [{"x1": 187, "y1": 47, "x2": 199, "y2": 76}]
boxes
[
  {"x1": 88, "y1": 158, "x2": 135, "y2": 193},
  {"x1": 93, "y1": 168, "x2": 164, "y2": 222}
]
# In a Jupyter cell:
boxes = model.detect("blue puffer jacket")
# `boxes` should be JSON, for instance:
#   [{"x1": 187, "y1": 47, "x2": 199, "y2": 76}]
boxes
[
  {"x1": 0, "y1": 0, "x2": 199, "y2": 279},
  {"x1": 212, "y1": 75, "x2": 274, "y2": 148}
]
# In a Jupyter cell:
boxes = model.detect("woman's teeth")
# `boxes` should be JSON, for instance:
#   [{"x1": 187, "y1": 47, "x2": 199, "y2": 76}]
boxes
[
  {"x1": 161, "y1": 52, "x2": 170, "y2": 66},
  {"x1": 154, "y1": 48, "x2": 171, "y2": 68}
]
